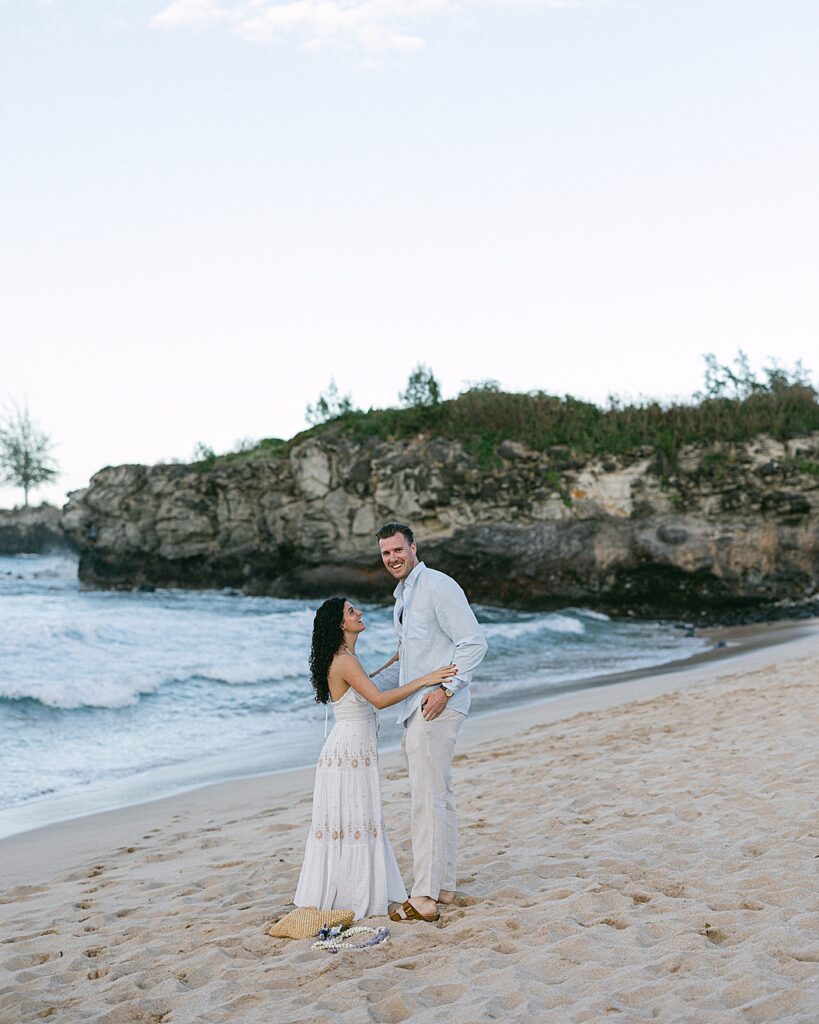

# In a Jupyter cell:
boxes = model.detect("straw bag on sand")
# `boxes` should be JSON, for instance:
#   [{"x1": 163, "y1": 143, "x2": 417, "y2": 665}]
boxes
[{"x1": 269, "y1": 906, "x2": 355, "y2": 939}]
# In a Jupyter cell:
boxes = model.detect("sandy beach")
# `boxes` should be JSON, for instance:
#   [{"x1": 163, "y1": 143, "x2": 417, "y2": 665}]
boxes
[{"x1": 2, "y1": 624, "x2": 818, "y2": 1024}]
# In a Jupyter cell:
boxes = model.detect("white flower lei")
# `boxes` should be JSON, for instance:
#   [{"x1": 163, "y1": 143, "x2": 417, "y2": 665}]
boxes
[{"x1": 312, "y1": 925, "x2": 390, "y2": 953}]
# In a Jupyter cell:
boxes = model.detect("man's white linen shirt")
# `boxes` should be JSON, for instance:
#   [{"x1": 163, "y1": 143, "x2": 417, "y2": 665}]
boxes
[{"x1": 374, "y1": 562, "x2": 488, "y2": 725}]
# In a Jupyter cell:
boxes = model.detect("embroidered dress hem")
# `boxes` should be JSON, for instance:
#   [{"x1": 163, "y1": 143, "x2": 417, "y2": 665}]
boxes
[{"x1": 294, "y1": 688, "x2": 407, "y2": 920}]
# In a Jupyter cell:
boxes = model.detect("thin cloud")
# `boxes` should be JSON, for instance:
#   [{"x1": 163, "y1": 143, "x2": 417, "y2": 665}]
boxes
[
  {"x1": 233, "y1": 0, "x2": 447, "y2": 51},
  {"x1": 151, "y1": 0, "x2": 230, "y2": 28},
  {"x1": 150, "y1": 0, "x2": 581, "y2": 52}
]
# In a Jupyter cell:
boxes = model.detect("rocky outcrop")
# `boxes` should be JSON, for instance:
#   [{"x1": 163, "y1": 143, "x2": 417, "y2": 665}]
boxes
[
  {"x1": 62, "y1": 432, "x2": 819, "y2": 620},
  {"x1": 0, "y1": 504, "x2": 70, "y2": 554}
]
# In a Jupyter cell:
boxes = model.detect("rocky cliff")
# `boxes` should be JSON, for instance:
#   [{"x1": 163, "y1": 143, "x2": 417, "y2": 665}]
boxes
[
  {"x1": 0, "y1": 504, "x2": 70, "y2": 554},
  {"x1": 61, "y1": 430, "x2": 819, "y2": 620}
]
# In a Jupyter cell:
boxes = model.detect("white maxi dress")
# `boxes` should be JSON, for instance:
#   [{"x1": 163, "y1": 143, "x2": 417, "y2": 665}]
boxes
[{"x1": 294, "y1": 687, "x2": 407, "y2": 919}]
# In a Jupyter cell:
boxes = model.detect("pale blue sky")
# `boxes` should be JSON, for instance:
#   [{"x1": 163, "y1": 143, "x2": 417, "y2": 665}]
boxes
[{"x1": 1, "y1": 0, "x2": 818, "y2": 506}]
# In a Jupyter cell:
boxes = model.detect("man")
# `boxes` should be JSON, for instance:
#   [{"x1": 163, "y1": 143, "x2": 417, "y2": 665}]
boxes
[{"x1": 373, "y1": 521, "x2": 488, "y2": 923}]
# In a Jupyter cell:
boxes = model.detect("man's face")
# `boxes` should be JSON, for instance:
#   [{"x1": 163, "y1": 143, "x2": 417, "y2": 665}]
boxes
[{"x1": 379, "y1": 533, "x2": 418, "y2": 581}]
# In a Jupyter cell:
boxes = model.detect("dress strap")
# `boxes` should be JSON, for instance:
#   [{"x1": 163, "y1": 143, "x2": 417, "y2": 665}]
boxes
[{"x1": 324, "y1": 702, "x2": 329, "y2": 740}]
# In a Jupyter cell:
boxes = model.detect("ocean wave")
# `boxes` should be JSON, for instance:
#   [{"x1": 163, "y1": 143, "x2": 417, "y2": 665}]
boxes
[
  {"x1": 191, "y1": 661, "x2": 305, "y2": 686},
  {"x1": 259, "y1": 607, "x2": 316, "y2": 624},
  {"x1": 31, "y1": 556, "x2": 80, "y2": 579},
  {"x1": 483, "y1": 614, "x2": 586, "y2": 640},
  {"x1": 0, "y1": 659, "x2": 307, "y2": 710},
  {"x1": 0, "y1": 553, "x2": 79, "y2": 586},
  {"x1": 571, "y1": 607, "x2": 611, "y2": 622},
  {"x1": 541, "y1": 614, "x2": 586, "y2": 635},
  {"x1": 0, "y1": 612, "x2": 137, "y2": 648},
  {"x1": 0, "y1": 676, "x2": 165, "y2": 710}
]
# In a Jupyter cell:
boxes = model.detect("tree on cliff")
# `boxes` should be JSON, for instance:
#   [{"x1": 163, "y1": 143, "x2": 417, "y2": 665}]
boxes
[
  {"x1": 305, "y1": 379, "x2": 354, "y2": 425},
  {"x1": 400, "y1": 364, "x2": 441, "y2": 408},
  {"x1": 700, "y1": 351, "x2": 813, "y2": 400},
  {"x1": 0, "y1": 403, "x2": 59, "y2": 506}
]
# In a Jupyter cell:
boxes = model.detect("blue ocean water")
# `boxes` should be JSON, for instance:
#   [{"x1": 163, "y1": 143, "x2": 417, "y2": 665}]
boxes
[{"x1": 0, "y1": 554, "x2": 709, "y2": 838}]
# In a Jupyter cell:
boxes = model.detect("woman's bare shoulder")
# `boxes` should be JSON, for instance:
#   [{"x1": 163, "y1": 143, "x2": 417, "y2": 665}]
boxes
[
  {"x1": 327, "y1": 650, "x2": 356, "y2": 700},
  {"x1": 333, "y1": 649, "x2": 365, "y2": 670}
]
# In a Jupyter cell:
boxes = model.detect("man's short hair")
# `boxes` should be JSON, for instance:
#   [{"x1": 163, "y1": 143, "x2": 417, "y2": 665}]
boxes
[{"x1": 375, "y1": 521, "x2": 414, "y2": 545}]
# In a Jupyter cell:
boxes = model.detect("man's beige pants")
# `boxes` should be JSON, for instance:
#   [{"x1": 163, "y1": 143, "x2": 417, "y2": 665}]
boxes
[{"x1": 402, "y1": 706, "x2": 465, "y2": 899}]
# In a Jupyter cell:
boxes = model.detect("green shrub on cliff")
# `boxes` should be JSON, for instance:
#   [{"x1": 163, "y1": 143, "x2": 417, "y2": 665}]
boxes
[
  {"x1": 229, "y1": 353, "x2": 818, "y2": 470},
  {"x1": 326, "y1": 357, "x2": 817, "y2": 466}
]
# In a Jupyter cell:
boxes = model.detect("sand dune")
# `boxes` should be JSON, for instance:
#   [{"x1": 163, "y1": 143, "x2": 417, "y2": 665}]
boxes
[{"x1": 2, "y1": 627, "x2": 818, "y2": 1023}]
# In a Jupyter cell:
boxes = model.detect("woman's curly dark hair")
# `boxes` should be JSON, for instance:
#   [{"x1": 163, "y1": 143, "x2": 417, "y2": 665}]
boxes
[{"x1": 309, "y1": 596, "x2": 347, "y2": 704}]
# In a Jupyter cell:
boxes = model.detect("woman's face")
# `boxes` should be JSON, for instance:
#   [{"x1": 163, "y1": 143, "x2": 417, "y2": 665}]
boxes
[{"x1": 343, "y1": 601, "x2": 365, "y2": 634}]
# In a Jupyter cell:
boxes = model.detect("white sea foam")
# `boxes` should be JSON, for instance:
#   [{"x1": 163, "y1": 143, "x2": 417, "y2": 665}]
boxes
[
  {"x1": 541, "y1": 614, "x2": 586, "y2": 635},
  {"x1": 0, "y1": 658, "x2": 310, "y2": 709},
  {"x1": 572, "y1": 607, "x2": 611, "y2": 622},
  {"x1": 484, "y1": 614, "x2": 585, "y2": 640},
  {"x1": 192, "y1": 660, "x2": 304, "y2": 686},
  {"x1": 0, "y1": 672, "x2": 166, "y2": 710}
]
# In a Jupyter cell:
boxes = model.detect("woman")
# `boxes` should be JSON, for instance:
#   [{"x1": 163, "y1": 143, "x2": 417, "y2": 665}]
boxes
[{"x1": 293, "y1": 596, "x2": 458, "y2": 920}]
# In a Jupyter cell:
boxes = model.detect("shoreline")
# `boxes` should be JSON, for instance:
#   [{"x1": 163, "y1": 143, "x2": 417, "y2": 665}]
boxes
[
  {"x1": 2, "y1": 561, "x2": 766, "y2": 844},
  {"x1": 0, "y1": 615, "x2": 799, "y2": 850},
  {"x1": 2, "y1": 616, "x2": 815, "y2": 888}
]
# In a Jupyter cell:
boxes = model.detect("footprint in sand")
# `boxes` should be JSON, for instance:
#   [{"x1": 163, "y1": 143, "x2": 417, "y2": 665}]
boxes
[
  {"x1": 6, "y1": 952, "x2": 54, "y2": 969},
  {"x1": 2, "y1": 928, "x2": 59, "y2": 943},
  {"x1": 367, "y1": 992, "x2": 412, "y2": 1023},
  {"x1": 357, "y1": 977, "x2": 393, "y2": 997},
  {"x1": 545, "y1": 888, "x2": 575, "y2": 900},
  {"x1": 418, "y1": 984, "x2": 466, "y2": 1007},
  {"x1": 1, "y1": 884, "x2": 45, "y2": 903}
]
